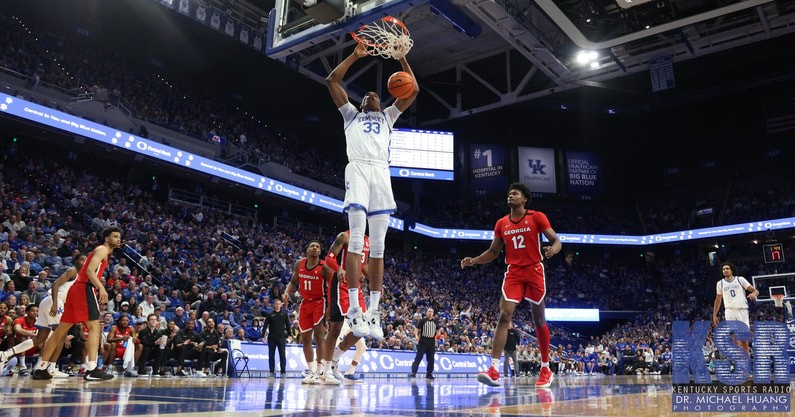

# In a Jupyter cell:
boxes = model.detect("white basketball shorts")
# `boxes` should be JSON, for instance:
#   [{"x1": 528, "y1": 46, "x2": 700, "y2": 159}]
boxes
[
  {"x1": 343, "y1": 161, "x2": 396, "y2": 215},
  {"x1": 35, "y1": 295, "x2": 60, "y2": 329},
  {"x1": 724, "y1": 308, "x2": 750, "y2": 329}
]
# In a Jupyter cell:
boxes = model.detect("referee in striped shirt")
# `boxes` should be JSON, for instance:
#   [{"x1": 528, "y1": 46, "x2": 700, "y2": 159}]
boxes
[{"x1": 411, "y1": 307, "x2": 442, "y2": 379}]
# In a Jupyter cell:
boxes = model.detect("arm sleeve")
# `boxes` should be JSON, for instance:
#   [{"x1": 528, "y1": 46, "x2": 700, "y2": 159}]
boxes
[{"x1": 384, "y1": 104, "x2": 403, "y2": 127}]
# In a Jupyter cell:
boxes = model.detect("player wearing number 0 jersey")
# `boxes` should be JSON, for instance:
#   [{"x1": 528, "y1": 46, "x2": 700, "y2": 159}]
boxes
[
  {"x1": 712, "y1": 261, "x2": 758, "y2": 353},
  {"x1": 461, "y1": 182, "x2": 561, "y2": 389}
]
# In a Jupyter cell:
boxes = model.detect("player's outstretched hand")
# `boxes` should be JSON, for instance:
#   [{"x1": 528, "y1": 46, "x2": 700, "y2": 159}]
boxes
[
  {"x1": 460, "y1": 257, "x2": 474, "y2": 269},
  {"x1": 354, "y1": 42, "x2": 369, "y2": 58}
]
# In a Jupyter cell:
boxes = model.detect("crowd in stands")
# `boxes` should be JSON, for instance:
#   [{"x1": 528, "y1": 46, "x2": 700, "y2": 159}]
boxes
[
  {"x1": 3, "y1": 12, "x2": 795, "y2": 241},
  {"x1": 0, "y1": 13, "x2": 347, "y2": 189},
  {"x1": 1, "y1": 10, "x2": 794, "y2": 379},
  {"x1": 1, "y1": 138, "x2": 793, "y2": 378}
]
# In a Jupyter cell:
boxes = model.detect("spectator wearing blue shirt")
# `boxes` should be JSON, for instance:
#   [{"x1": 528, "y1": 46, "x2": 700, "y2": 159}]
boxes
[
  {"x1": 660, "y1": 347, "x2": 672, "y2": 374},
  {"x1": 172, "y1": 306, "x2": 189, "y2": 329},
  {"x1": 230, "y1": 305, "x2": 244, "y2": 327},
  {"x1": 245, "y1": 318, "x2": 265, "y2": 342},
  {"x1": 167, "y1": 289, "x2": 184, "y2": 311},
  {"x1": 25, "y1": 253, "x2": 43, "y2": 275},
  {"x1": 113, "y1": 302, "x2": 135, "y2": 324},
  {"x1": 217, "y1": 309, "x2": 238, "y2": 330},
  {"x1": 43, "y1": 247, "x2": 62, "y2": 270}
]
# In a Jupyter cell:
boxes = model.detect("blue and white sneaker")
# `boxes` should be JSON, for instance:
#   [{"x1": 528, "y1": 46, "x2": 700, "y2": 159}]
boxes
[
  {"x1": 348, "y1": 309, "x2": 370, "y2": 338},
  {"x1": 1, "y1": 357, "x2": 17, "y2": 377},
  {"x1": 330, "y1": 361, "x2": 344, "y2": 381},
  {"x1": 344, "y1": 373, "x2": 363, "y2": 382},
  {"x1": 365, "y1": 310, "x2": 383, "y2": 340}
]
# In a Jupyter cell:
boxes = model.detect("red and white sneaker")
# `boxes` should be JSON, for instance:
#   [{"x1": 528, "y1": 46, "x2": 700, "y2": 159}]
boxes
[
  {"x1": 477, "y1": 366, "x2": 501, "y2": 387},
  {"x1": 535, "y1": 366, "x2": 554, "y2": 388}
]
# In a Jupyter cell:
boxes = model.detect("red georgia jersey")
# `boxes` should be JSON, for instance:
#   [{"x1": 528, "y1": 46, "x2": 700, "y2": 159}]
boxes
[
  {"x1": 76, "y1": 249, "x2": 109, "y2": 284},
  {"x1": 494, "y1": 210, "x2": 551, "y2": 266},
  {"x1": 0, "y1": 315, "x2": 10, "y2": 336},
  {"x1": 297, "y1": 258, "x2": 325, "y2": 300},
  {"x1": 14, "y1": 316, "x2": 37, "y2": 337}
]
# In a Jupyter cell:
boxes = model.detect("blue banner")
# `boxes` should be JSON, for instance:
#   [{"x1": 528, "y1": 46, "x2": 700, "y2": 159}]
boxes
[
  {"x1": 469, "y1": 143, "x2": 507, "y2": 192},
  {"x1": 178, "y1": 0, "x2": 191, "y2": 16},
  {"x1": 5, "y1": 92, "x2": 795, "y2": 247},
  {"x1": 517, "y1": 147, "x2": 557, "y2": 194},
  {"x1": 789, "y1": 317, "x2": 795, "y2": 374},
  {"x1": 565, "y1": 151, "x2": 603, "y2": 197}
]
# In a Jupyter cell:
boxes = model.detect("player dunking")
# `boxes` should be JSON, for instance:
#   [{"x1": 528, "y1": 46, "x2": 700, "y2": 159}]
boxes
[
  {"x1": 283, "y1": 240, "x2": 332, "y2": 384},
  {"x1": 326, "y1": 42, "x2": 419, "y2": 340},
  {"x1": 1, "y1": 253, "x2": 87, "y2": 379},
  {"x1": 324, "y1": 230, "x2": 370, "y2": 381},
  {"x1": 35, "y1": 226, "x2": 121, "y2": 381},
  {"x1": 461, "y1": 182, "x2": 562, "y2": 388}
]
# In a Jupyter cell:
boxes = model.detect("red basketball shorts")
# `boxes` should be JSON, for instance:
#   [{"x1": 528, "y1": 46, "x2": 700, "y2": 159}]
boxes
[
  {"x1": 501, "y1": 263, "x2": 547, "y2": 305},
  {"x1": 60, "y1": 281, "x2": 100, "y2": 323},
  {"x1": 298, "y1": 298, "x2": 326, "y2": 333}
]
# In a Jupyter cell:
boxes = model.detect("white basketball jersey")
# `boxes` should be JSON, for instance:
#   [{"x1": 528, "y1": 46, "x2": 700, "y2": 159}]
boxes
[
  {"x1": 54, "y1": 279, "x2": 76, "y2": 307},
  {"x1": 339, "y1": 102, "x2": 401, "y2": 163},
  {"x1": 716, "y1": 276, "x2": 751, "y2": 309}
]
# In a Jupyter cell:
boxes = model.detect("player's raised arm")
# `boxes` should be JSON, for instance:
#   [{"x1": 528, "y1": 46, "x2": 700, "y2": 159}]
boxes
[
  {"x1": 394, "y1": 56, "x2": 419, "y2": 111},
  {"x1": 324, "y1": 232, "x2": 348, "y2": 273},
  {"x1": 326, "y1": 43, "x2": 368, "y2": 108}
]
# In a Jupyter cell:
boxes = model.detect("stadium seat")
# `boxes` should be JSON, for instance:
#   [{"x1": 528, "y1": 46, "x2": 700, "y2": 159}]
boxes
[{"x1": 231, "y1": 349, "x2": 250, "y2": 378}]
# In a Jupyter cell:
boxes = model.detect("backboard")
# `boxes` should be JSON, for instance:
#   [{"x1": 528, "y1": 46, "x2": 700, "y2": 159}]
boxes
[
  {"x1": 752, "y1": 273, "x2": 795, "y2": 303},
  {"x1": 266, "y1": 0, "x2": 427, "y2": 59}
]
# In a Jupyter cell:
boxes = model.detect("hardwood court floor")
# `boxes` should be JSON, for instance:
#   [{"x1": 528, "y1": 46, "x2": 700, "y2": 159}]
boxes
[{"x1": 0, "y1": 372, "x2": 792, "y2": 417}]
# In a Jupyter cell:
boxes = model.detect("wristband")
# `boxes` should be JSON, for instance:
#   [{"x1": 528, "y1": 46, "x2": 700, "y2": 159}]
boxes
[{"x1": 325, "y1": 251, "x2": 340, "y2": 272}]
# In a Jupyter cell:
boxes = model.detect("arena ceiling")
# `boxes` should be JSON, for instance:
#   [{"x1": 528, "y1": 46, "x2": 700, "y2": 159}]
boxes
[
  {"x1": 6, "y1": 0, "x2": 795, "y2": 150},
  {"x1": 252, "y1": 0, "x2": 795, "y2": 127}
]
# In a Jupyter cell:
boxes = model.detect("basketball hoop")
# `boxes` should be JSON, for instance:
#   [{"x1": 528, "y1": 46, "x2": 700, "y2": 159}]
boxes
[
  {"x1": 350, "y1": 16, "x2": 413, "y2": 60},
  {"x1": 772, "y1": 294, "x2": 785, "y2": 308}
]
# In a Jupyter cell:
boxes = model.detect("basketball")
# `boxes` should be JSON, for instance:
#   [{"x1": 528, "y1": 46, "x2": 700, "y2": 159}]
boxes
[{"x1": 388, "y1": 71, "x2": 415, "y2": 100}]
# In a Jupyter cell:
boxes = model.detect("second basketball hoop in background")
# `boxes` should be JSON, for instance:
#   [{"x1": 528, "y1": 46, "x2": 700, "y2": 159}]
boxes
[{"x1": 388, "y1": 71, "x2": 415, "y2": 100}]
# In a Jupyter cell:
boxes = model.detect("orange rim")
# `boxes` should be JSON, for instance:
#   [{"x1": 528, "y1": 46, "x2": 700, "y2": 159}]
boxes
[{"x1": 350, "y1": 16, "x2": 408, "y2": 47}]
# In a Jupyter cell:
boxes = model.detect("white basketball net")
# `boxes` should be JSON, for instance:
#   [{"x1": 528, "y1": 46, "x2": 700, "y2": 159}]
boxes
[
  {"x1": 352, "y1": 17, "x2": 413, "y2": 60},
  {"x1": 772, "y1": 294, "x2": 785, "y2": 308}
]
